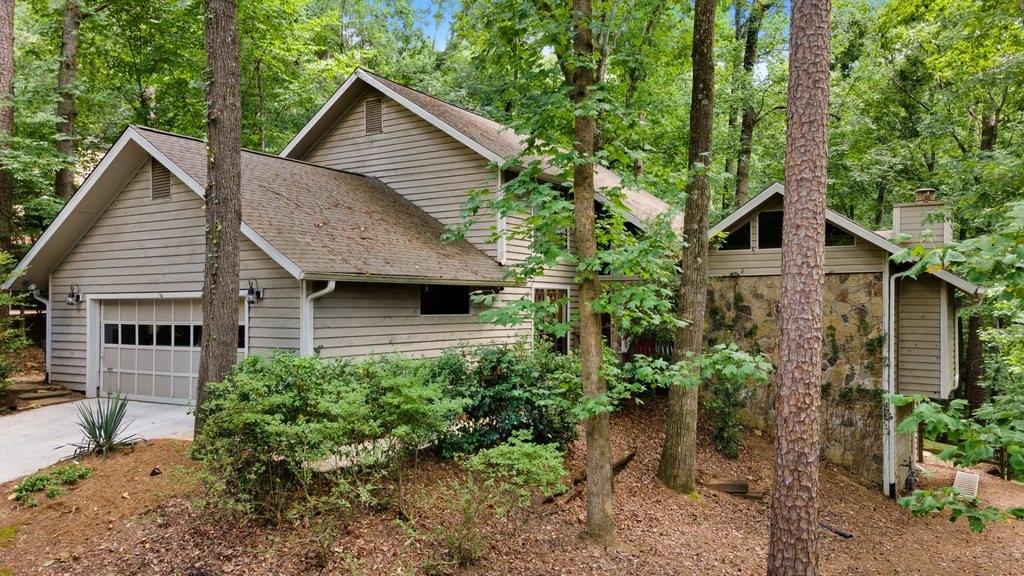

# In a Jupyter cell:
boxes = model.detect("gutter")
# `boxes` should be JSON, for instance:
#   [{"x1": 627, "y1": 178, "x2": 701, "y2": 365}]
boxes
[
  {"x1": 300, "y1": 280, "x2": 336, "y2": 356},
  {"x1": 31, "y1": 288, "x2": 50, "y2": 382}
]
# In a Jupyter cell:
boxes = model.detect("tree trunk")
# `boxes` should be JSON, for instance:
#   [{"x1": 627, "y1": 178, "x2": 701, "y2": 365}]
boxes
[
  {"x1": 55, "y1": 0, "x2": 81, "y2": 200},
  {"x1": 0, "y1": 0, "x2": 14, "y2": 252},
  {"x1": 872, "y1": 182, "x2": 885, "y2": 229},
  {"x1": 735, "y1": 0, "x2": 767, "y2": 207},
  {"x1": 767, "y1": 0, "x2": 831, "y2": 574},
  {"x1": 723, "y1": 1, "x2": 743, "y2": 200},
  {"x1": 570, "y1": 0, "x2": 615, "y2": 546},
  {"x1": 196, "y1": 0, "x2": 242, "y2": 433},
  {"x1": 657, "y1": 0, "x2": 716, "y2": 494},
  {"x1": 964, "y1": 313, "x2": 985, "y2": 410}
]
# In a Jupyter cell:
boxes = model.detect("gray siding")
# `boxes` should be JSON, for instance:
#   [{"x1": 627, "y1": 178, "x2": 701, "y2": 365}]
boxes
[
  {"x1": 312, "y1": 282, "x2": 529, "y2": 358},
  {"x1": 304, "y1": 89, "x2": 499, "y2": 258},
  {"x1": 894, "y1": 202, "x2": 952, "y2": 247},
  {"x1": 896, "y1": 275, "x2": 942, "y2": 397},
  {"x1": 50, "y1": 161, "x2": 300, "y2": 391}
]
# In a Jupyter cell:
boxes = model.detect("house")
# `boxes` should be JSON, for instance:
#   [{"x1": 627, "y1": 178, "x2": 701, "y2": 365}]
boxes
[
  {"x1": 705, "y1": 183, "x2": 980, "y2": 495},
  {"x1": 2, "y1": 69, "x2": 670, "y2": 408}
]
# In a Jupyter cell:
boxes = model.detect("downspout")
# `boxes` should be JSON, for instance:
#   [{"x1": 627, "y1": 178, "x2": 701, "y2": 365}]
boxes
[
  {"x1": 301, "y1": 281, "x2": 336, "y2": 356},
  {"x1": 31, "y1": 288, "x2": 50, "y2": 383},
  {"x1": 884, "y1": 268, "x2": 913, "y2": 498}
]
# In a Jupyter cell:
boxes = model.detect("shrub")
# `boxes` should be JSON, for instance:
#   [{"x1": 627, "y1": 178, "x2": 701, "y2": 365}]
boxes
[
  {"x1": 73, "y1": 392, "x2": 140, "y2": 456},
  {"x1": 432, "y1": 433, "x2": 565, "y2": 567},
  {"x1": 0, "y1": 252, "x2": 28, "y2": 394},
  {"x1": 439, "y1": 343, "x2": 581, "y2": 457},
  {"x1": 12, "y1": 463, "x2": 92, "y2": 506},
  {"x1": 192, "y1": 353, "x2": 466, "y2": 521},
  {"x1": 698, "y1": 344, "x2": 773, "y2": 458}
]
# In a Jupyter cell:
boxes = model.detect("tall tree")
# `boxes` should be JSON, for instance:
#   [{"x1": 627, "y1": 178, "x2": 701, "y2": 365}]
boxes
[
  {"x1": 570, "y1": 0, "x2": 615, "y2": 546},
  {"x1": 734, "y1": 0, "x2": 768, "y2": 205},
  {"x1": 55, "y1": 0, "x2": 81, "y2": 200},
  {"x1": 0, "y1": 0, "x2": 13, "y2": 251},
  {"x1": 657, "y1": 0, "x2": 716, "y2": 493},
  {"x1": 196, "y1": 0, "x2": 242, "y2": 431},
  {"x1": 767, "y1": 0, "x2": 831, "y2": 573}
]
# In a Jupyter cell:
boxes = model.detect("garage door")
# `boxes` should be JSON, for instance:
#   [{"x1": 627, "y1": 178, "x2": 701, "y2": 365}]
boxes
[{"x1": 100, "y1": 299, "x2": 246, "y2": 404}]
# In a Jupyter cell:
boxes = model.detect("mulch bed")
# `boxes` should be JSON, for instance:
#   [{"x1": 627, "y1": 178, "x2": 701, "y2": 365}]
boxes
[{"x1": 2, "y1": 398, "x2": 1023, "y2": 575}]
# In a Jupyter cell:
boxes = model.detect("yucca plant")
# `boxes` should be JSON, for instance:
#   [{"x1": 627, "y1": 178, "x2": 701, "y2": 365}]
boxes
[{"x1": 73, "y1": 392, "x2": 140, "y2": 456}]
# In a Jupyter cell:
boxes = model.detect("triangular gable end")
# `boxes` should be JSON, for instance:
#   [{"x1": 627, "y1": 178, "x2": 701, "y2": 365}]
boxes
[
  {"x1": 3, "y1": 127, "x2": 302, "y2": 290},
  {"x1": 709, "y1": 183, "x2": 981, "y2": 296}
]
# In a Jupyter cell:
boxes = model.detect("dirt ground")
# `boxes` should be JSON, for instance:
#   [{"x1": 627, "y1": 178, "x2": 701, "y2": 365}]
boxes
[{"x1": 1, "y1": 399, "x2": 1022, "y2": 576}]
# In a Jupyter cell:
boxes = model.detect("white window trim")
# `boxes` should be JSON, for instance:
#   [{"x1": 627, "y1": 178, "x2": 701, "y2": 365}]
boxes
[{"x1": 532, "y1": 283, "x2": 572, "y2": 352}]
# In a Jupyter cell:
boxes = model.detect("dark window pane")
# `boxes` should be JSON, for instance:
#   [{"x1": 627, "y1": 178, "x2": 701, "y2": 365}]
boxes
[
  {"x1": 192, "y1": 325, "x2": 203, "y2": 348},
  {"x1": 719, "y1": 222, "x2": 751, "y2": 251},
  {"x1": 120, "y1": 324, "x2": 137, "y2": 346},
  {"x1": 173, "y1": 325, "x2": 191, "y2": 347},
  {"x1": 825, "y1": 222, "x2": 855, "y2": 246},
  {"x1": 420, "y1": 285, "x2": 471, "y2": 315},
  {"x1": 155, "y1": 325, "x2": 172, "y2": 347},
  {"x1": 103, "y1": 323, "x2": 119, "y2": 345},
  {"x1": 533, "y1": 288, "x2": 569, "y2": 354},
  {"x1": 237, "y1": 325, "x2": 246, "y2": 349},
  {"x1": 757, "y1": 211, "x2": 784, "y2": 249},
  {"x1": 139, "y1": 325, "x2": 155, "y2": 346}
]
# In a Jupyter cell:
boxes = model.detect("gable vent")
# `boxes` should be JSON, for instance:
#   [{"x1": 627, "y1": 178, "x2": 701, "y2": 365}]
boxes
[
  {"x1": 150, "y1": 159, "x2": 171, "y2": 200},
  {"x1": 364, "y1": 98, "x2": 383, "y2": 134}
]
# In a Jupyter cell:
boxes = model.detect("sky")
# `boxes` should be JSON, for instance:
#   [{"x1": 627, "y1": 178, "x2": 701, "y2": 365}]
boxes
[{"x1": 413, "y1": 0, "x2": 455, "y2": 48}]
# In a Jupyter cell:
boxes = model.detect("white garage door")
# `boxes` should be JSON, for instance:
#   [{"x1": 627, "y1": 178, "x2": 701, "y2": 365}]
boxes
[{"x1": 99, "y1": 299, "x2": 246, "y2": 404}]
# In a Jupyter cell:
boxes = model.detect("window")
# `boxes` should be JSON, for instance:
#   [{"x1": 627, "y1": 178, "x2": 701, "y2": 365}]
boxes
[
  {"x1": 173, "y1": 325, "x2": 191, "y2": 347},
  {"x1": 139, "y1": 324, "x2": 155, "y2": 346},
  {"x1": 155, "y1": 325, "x2": 173, "y2": 347},
  {"x1": 237, "y1": 325, "x2": 247, "y2": 349},
  {"x1": 534, "y1": 288, "x2": 569, "y2": 354},
  {"x1": 825, "y1": 222, "x2": 855, "y2": 246},
  {"x1": 757, "y1": 211, "x2": 783, "y2": 249},
  {"x1": 120, "y1": 324, "x2": 137, "y2": 346},
  {"x1": 192, "y1": 325, "x2": 203, "y2": 348},
  {"x1": 364, "y1": 98, "x2": 383, "y2": 134},
  {"x1": 420, "y1": 285, "x2": 471, "y2": 315},
  {"x1": 150, "y1": 158, "x2": 171, "y2": 200},
  {"x1": 719, "y1": 222, "x2": 751, "y2": 251},
  {"x1": 103, "y1": 323, "x2": 119, "y2": 345}
]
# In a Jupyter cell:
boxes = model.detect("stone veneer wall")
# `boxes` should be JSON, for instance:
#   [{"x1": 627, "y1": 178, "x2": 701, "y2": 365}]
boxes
[{"x1": 705, "y1": 273, "x2": 888, "y2": 486}]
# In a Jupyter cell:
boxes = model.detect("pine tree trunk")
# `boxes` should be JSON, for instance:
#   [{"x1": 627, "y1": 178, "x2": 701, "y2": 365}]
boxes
[
  {"x1": 55, "y1": 0, "x2": 81, "y2": 200},
  {"x1": 964, "y1": 313, "x2": 985, "y2": 410},
  {"x1": 570, "y1": 0, "x2": 615, "y2": 546},
  {"x1": 196, "y1": 0, "x2": 242, "y2": 432},
  {"x1": 735, "y1": 0, "x2": 766, "y2": 206},
  {"x1": 0, "y1": 0, "x2": 14, "y2": 252},
  {"x1": 657, "y1": 0, "x2": 715, "y2": 494},
  {"x1": 767, "y1": 0, "x2": 831, "y2": 574}
]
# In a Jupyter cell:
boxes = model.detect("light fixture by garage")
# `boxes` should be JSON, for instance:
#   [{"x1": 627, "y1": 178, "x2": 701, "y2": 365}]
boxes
[
  {"x1": 245, "y1": 279, "x2": 263, "y2": 305},
  {"x1": 65, "y1": 284, "x2": 82, "y2": 306}
]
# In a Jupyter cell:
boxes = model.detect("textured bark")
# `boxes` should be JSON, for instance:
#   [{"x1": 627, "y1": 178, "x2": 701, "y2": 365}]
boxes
[
  {"x1": 196, "y1": 0, "x2": 242, "y2": 431},
  {"x1": 657, "y1": 0, "x2": 715, "y2": 493},
  {"x1": 723, "y1": 1, "x2": 742, "y2": 195},
  {"x1": 735, "y1": 0, "x2": 767, "y2": 206},
  {"x1": 55, "y1": 0, "x2": 81, "y2": 200},
  {"x1": 571, "y1": 0, "x2": 615, "y2": 546},
  {"x1": 0, "y1": 0, "x2": 14, "y2": 252},
  {"x1": 964, "y1": 314, "x2": 985, "y2": 410},
  {"x1": 767, "y1": 0, "x2": 831, "y2": 574},
  {"x1": 872, "y1": 182, "x2": 885, "y2": 229}
]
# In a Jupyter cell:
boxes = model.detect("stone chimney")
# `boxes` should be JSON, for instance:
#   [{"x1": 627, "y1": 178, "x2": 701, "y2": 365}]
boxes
[{"x1": 893, "y1": 188, "x2": 952, "y2": 247}]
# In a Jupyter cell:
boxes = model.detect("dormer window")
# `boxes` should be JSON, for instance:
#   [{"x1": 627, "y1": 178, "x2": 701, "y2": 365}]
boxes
[
  {"x1": 364, "y1": 98, "x2": 383, "y2": 134},
  {"x1": 150, "y1": 158, "x2": 171, "y2": 200}
]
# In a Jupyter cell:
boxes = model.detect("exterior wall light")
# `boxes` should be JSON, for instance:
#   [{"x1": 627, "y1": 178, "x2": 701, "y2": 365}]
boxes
[
  {"x1": 245, "y1": 279, "x2": 263, "y2": 305},
  {"x1": 65, "y1": 284, "x2": 82, "y2": 306}
]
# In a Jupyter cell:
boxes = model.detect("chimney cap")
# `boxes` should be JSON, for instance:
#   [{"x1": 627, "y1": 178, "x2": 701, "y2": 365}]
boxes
[{"x1": 915, "y1": 188, "x2": 937, "y2": 202}]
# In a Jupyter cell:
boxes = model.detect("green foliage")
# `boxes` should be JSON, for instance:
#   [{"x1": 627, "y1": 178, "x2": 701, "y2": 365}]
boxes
[
  {"x1": 697, "y1": 344, "x2": 773, "y2": 458},
  {"x1": 73, "y1": 392, "x2": 140, "y2": 457},
  {"x1": 439, "y1": 343, "x2": 581, "y2": 457},
  {"x1": 192, "y1": 352, "x2": 465, "y2": 520},
  {"x1": 0, "y1": 253, "x2": 29, "y2": 392},
  {"x1": 11, "y1": 463, "x2": 92, "y2": 507},
  {"x1": 432, "y1": 433, "x2": 565, "y2": 567},
  {"x1": 898, "y1": 487, "x2": 1024, "y2": 533}
]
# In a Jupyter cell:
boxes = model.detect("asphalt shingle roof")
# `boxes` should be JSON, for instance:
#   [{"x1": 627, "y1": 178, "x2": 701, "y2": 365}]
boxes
[{"x1": 134, "y1": 127, "x2": 508, "y2": 284}]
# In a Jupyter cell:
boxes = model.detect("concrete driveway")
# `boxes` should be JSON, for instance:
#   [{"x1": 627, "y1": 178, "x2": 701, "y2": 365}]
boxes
[{"x1": 0, "y1": 399, "x2": 194, "y2": 483}]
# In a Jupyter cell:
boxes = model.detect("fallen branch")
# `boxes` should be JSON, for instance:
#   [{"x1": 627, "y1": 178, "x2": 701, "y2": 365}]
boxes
[
  {"x1": 545, "y1": 450, "x2": 637, "y2": 506},
  {"x1": 819, "y1": 522, "x2": 853, "y2": 539}
]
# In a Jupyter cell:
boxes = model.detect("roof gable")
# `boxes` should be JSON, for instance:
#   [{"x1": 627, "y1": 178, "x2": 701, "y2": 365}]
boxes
[
  {"x1": 710, "y1": 184, "x2": 981, "y2": 295},
  {"x1": 282, "y1": 69, "x2": 675, "y2": 228}
]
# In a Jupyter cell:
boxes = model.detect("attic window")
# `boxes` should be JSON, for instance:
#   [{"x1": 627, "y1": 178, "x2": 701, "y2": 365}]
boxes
[
  {"x1": 719, "y1": 222, "x2": 751, "y2": 251},
  {"x1": 757, "y1": 211, "x2": 784, "y2": 249},
  {"x1": 825, "y1": 222, "x2": 855, "y2": 246},
  {"x1": 364, "y1": 98, "x2": 383, "y2": 134},
  {"x1": 150, "y1": 159, "x2": 171, "y2": 200}
]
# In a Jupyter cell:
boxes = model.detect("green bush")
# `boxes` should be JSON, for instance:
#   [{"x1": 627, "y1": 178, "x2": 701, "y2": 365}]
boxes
[
  {"x1": 698, "y1": 344, "x2": 773, "y2": 458},
  {"x1": 192, "y1": 353, "x2": 466, "y2": 520},
  {"x1": 73, "y1": 392, "x2": 140, "y2": 456},
  {"x1": 439, "y1": 343, "x2": 581, "y2": 457},
  {"x1": 0, "y1": 252, "x2": 28, "y2": 393}
]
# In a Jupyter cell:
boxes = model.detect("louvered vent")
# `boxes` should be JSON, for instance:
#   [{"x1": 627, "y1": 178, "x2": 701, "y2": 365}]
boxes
[
  {"x1": 364, "y1": 98, "x2": 383, "y2": 134},
  {"x1": 151, "y1": 159, "x2": 171, "y2": 200}
]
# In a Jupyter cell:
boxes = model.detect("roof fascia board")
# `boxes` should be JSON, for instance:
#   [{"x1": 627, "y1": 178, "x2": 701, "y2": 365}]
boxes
[
  {"x1": 131, "y1": 128, "x2": 305, "y2": 280},
  {"x1": 301, "y1": 272, "x2": 515, "y2": 288},
  {"x1": 3, "y1": 129, "x2": 138, "y2": 290},
  {"x1": 280, "y1": 72, "x2": 362, "y2": 158},
  {"x1": 708, "y1": 183, "x2": 784, "y2": 236}
]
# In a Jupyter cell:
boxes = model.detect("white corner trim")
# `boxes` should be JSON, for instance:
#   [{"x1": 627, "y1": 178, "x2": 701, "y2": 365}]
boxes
[
  {"x1": 280, "y1": 72, "x2": 363, "y2": 157},
  {"x1": 939, "y1": 285, "x2": 950, "y2": 399},
  {"x1": 708, "y1": 183, "x2": 783, "y2": 236}
]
